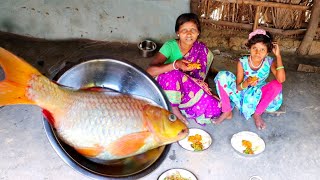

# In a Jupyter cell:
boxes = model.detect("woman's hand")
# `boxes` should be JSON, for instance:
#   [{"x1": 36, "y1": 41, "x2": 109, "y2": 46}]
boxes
[{"x1": 175, "y1": 60, "x2": 198, "y2": 71}]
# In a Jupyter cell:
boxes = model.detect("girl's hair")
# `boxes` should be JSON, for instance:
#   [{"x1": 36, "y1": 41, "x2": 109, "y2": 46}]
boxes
[
  {"x1": 245, "y1": 31, "x2": 274, "y2": 52},
  {"x1": 175, "y1": 13, "x2": 201, "y2": 33}
]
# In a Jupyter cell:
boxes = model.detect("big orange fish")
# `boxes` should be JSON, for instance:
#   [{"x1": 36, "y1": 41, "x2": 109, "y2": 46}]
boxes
[{"x1": 0, "y1": 48, "x2": 188, "y2": 161}]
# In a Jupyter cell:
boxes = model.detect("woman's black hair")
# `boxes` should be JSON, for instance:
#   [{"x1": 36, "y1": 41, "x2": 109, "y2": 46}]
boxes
[
  {"x1": 175, "y1": 13, "x2": 201, "y2": 33},
  {"x1": 245, "y1": 31, "x2": 274, "y2": 52}
]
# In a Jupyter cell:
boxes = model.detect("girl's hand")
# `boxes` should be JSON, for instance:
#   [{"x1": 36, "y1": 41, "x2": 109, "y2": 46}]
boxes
[
  {"x1": 246, "y1": 76, "x2": 258, "y2": 87},
  {"x1": 272, "y1": 42, "x2": 281, "y2": 57}
]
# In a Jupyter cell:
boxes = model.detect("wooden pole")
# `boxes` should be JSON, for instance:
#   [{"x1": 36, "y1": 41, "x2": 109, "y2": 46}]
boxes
[
  {"x1": 190, "y1": 0, "x2": 200, "y2": 16},
  {"x1": 296, "y1": 0, "x2": 320, "y2": 55},
  {"x1": 253, "y1": 6, "x2": 261, "y2": 30}
]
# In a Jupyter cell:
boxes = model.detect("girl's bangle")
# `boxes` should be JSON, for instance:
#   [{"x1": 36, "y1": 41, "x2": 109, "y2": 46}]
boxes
[
  {"x1": 276, "y1": 66, "x2": 284, "y2": 70},
  {"x1": 240, "y1": 82, "x2": 245, "y2": 90},
  {"x1": 173, "y1": 60, "x2": 178, "y2": 70}
]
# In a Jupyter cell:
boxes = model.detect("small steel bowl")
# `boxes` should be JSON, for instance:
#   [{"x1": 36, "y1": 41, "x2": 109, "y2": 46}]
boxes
[
  {"x1": 138, "y1": 40, "x2": 157, "y2": 57},
  {"x1": 43, "y1": 59, "x2": 171, "y2": 179}
]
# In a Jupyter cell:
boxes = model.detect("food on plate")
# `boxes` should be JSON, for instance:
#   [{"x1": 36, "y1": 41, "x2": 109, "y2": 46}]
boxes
[
  {"x1": 188, "y1": 134, "x2": 202, "y2": 143},
  {"x1": 164, "y1": 171, "x2": 191, "y2": 180},
  {"x1": 191, "y1": 141, "x2": 204, "y2": 151},
  {"x1": 187, "y1": 63, "x2": 201, "y2": 69},
  {"x1": 242, "y1": 139, "x2": 254, "y2": 154},
  {"x1": 188, "y1": 134, "x2": 204, "y2": 151}
]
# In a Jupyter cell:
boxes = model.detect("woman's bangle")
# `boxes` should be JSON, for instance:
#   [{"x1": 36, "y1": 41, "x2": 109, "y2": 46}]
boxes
[
  {"x1": 173, "y1": 60, "x2": 178, "y2": 70},
  {"x1": 276, "y1": 66, "x2": 284, "y2": 70}
]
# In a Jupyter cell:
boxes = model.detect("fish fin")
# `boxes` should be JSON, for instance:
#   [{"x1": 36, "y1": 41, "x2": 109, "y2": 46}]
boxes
[
  {"x1": 42, "y1": 109, "x2": 55, "y2": 125},
  {"x1": 0, "y1": 48, "x2": 41, "y2": 105},
  {"x1": 74, "y1": 144, "x2": 104, "y2": 157},
  {"x1": 108, "y1": 132, "x2": 151, "y2": 157}
]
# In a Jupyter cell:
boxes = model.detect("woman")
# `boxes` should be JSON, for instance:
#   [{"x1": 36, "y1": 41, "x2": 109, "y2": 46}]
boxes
[{"x1": 146, "y1": 13, "x2": 221, "y2": 125}]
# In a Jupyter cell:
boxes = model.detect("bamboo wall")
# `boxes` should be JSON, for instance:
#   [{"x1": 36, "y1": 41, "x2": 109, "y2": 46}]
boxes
[{"x1": 191, "y1": 0, "x2": 319, "y2": 40}]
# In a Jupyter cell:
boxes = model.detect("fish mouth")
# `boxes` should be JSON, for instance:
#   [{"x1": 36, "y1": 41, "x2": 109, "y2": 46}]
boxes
[{"x1": 178, "y1": 128, "x2": 189, "y2": 139}]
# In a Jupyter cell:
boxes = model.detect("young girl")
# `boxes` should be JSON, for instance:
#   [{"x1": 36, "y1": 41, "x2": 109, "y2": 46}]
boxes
[
  {"x1": 213, "y1": 29, "x2": 285, "y2": 130},
  {"x1": 147, "y1": 13, "x2": 221, "y2": 125}
]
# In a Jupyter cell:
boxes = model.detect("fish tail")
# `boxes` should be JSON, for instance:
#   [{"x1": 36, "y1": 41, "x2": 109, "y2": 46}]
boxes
[{"x1": 0, "y1": 47, "x2": 41, "y2": 105}]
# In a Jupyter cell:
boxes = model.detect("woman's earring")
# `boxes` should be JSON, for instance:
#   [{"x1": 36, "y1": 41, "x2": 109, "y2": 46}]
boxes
[{"x1": 177, "y1": 34, "x2": 179, "y2": 37}]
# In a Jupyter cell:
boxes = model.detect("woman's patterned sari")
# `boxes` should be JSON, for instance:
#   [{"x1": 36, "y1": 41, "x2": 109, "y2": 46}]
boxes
[{"x1": 156, "y1": 40, "x2": 221, "y2": 125}]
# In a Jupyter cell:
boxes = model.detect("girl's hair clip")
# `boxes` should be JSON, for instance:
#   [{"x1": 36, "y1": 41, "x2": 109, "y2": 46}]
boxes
[{"x1": 248, "y1": 29, "x2": 269, "y2": 40}]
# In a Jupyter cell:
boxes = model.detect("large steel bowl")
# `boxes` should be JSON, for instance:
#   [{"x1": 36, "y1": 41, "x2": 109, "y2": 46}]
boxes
[{"x1": 43, "y1": 59, "x2": 171, "y2": 179}]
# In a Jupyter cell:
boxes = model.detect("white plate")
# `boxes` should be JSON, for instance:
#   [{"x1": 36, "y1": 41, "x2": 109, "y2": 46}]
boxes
[
  {"x1": 231, "y1": 131, "x2": 265, "y2": 156},
  {"x1": 158, "y1": 168, "x2": 197, "y2": 180},
  {"x1": 178, "y1": 128, "x2": 212, "y2": 152}
]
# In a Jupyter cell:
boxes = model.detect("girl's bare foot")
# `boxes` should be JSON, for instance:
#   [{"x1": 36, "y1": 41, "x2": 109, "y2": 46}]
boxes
[
  {"x1": 212, "y1": 111, "x2": 232, "y2": 124},
  {"x1": 253, "y1": 113, "x2": 266, "y2": 130},
  {"x1": 226, "y1": 112, "x2": 233, "y2": 119},
  {"x1": 172, "y1": 106, "x2": 188, "y2": 124}
]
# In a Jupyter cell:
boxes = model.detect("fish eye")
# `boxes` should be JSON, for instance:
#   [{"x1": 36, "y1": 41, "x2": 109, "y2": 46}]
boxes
[{"x1": 168, "y1": 114, "x2": 177, "y2": 122}]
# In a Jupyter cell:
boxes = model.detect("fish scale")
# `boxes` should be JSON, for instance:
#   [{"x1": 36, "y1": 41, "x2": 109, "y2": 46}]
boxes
[{"x1": 56, "y1": 93, "x2": 150, "y2": 148}]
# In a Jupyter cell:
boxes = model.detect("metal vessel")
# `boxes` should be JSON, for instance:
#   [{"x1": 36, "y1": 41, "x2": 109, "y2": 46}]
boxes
[{"x1": 43, "y1": 59, "x2": 171, "y2": 179}]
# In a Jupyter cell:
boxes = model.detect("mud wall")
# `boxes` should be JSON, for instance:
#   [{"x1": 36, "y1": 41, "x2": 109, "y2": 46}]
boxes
[{"x1": 0, "y1": 0, "x2": 189, "y2": 43}]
